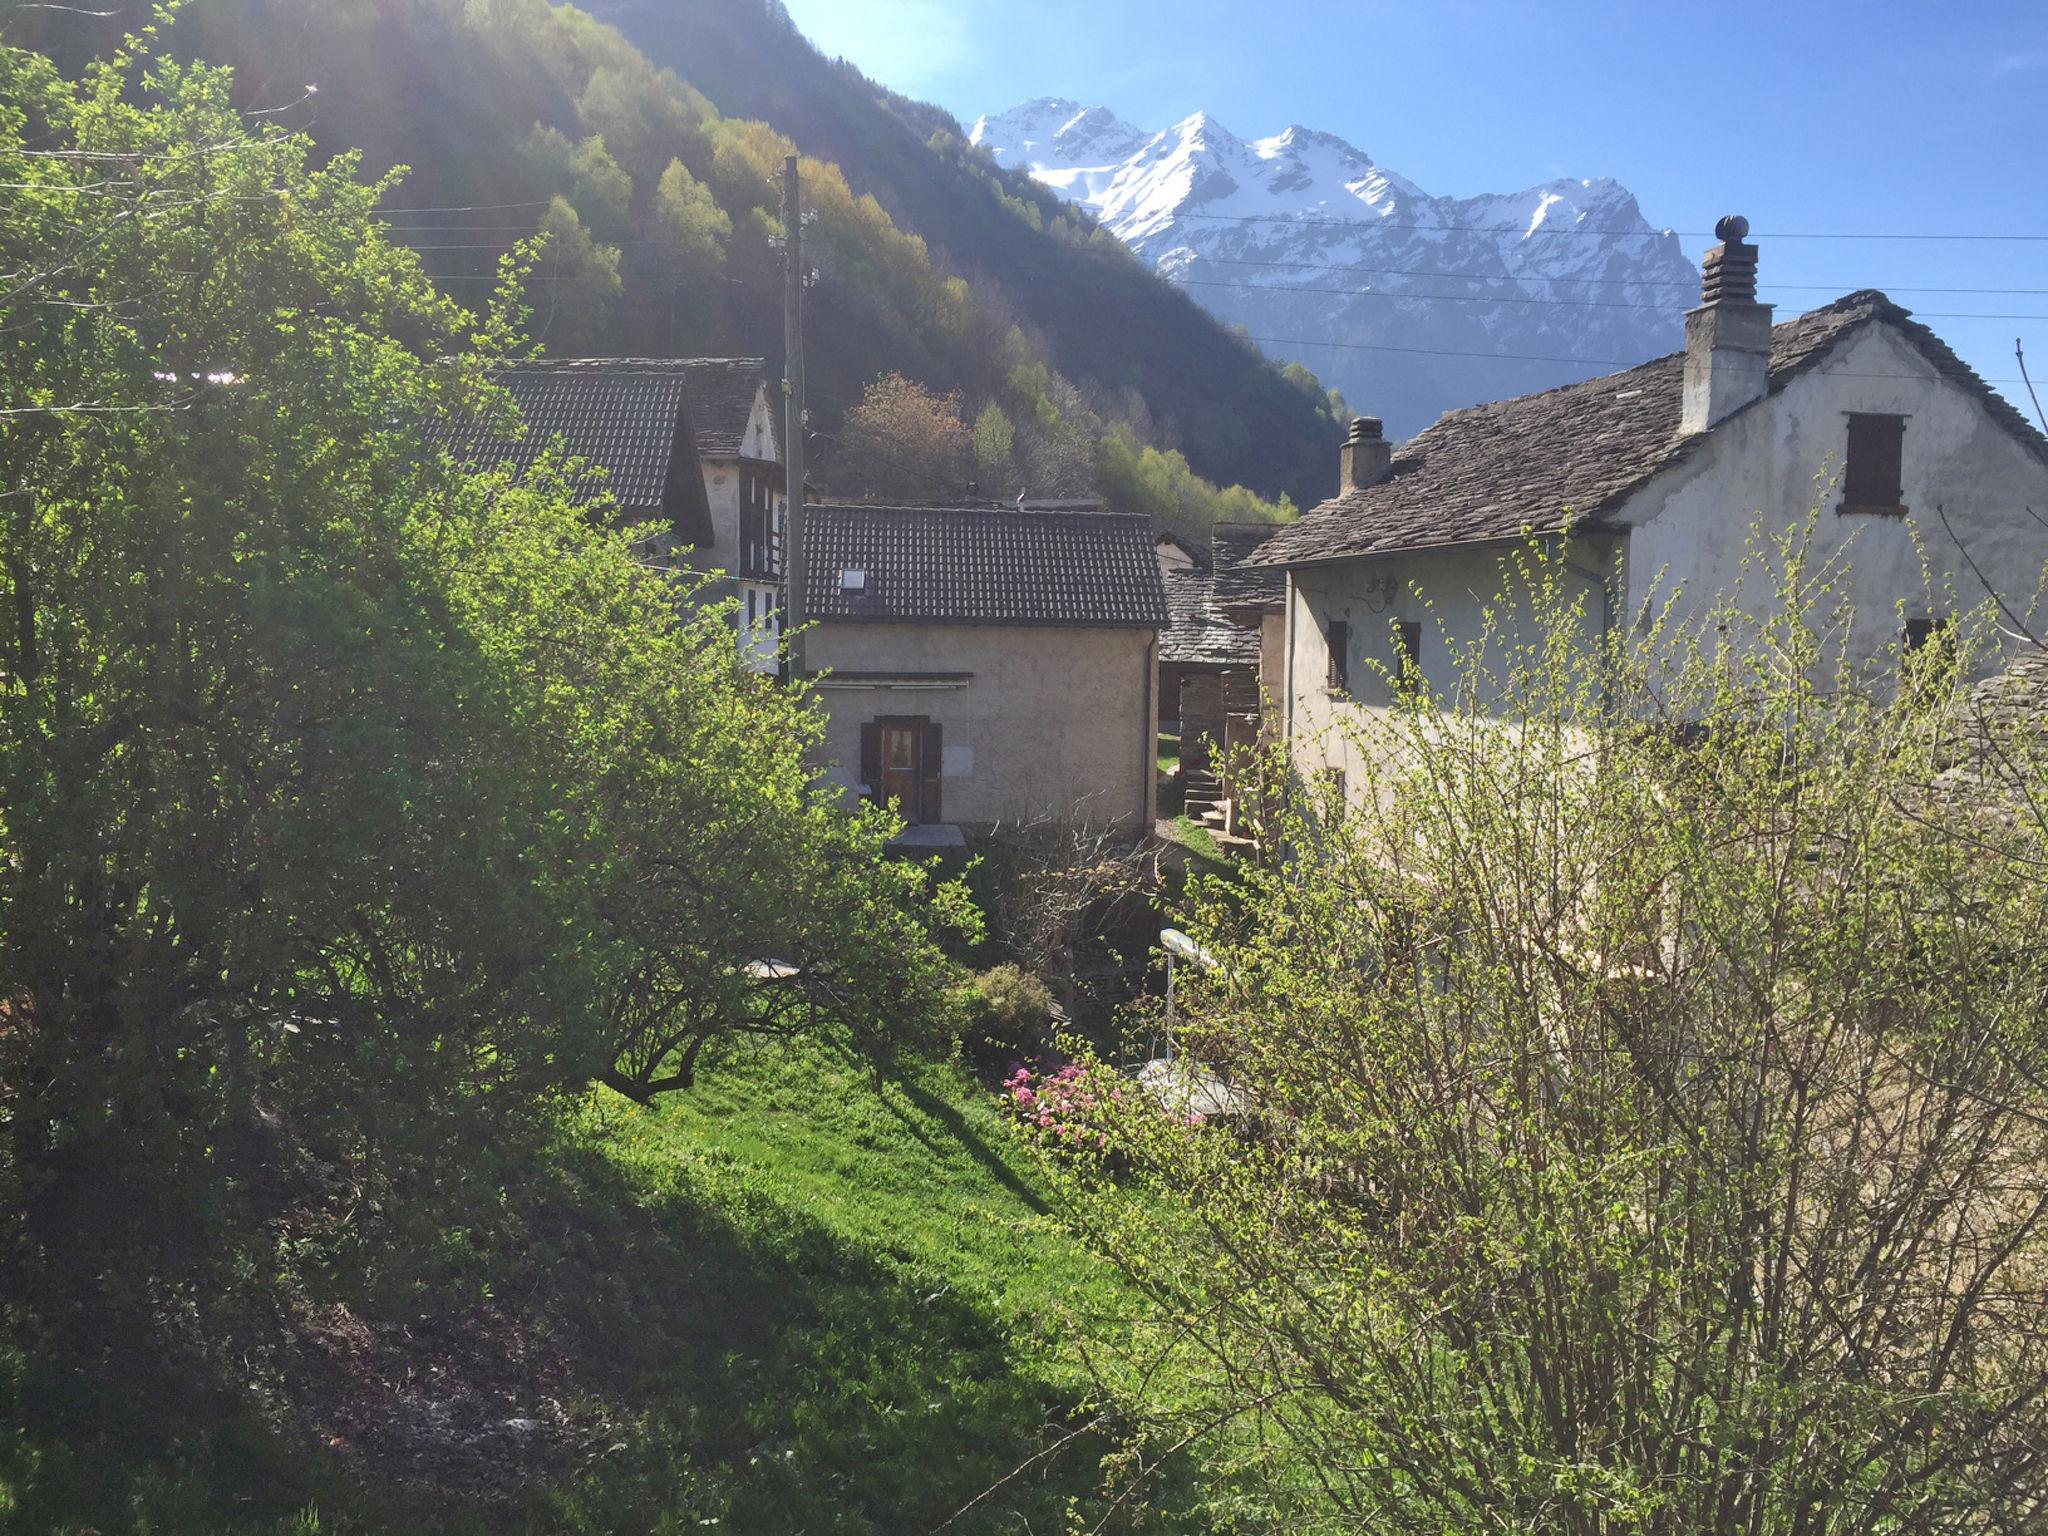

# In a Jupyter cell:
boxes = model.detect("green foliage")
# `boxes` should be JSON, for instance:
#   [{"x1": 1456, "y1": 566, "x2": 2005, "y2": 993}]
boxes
[
  {"x1": 971, "y1": 401, "x2": 1017, "y2": 493},
  {"x1": 532, "y1": 195, "x2": 622, "y2": 347},
  {"x1": 0, "y1": 25, "x2": 956, "y2": 1321},
  {"x1": 521, "y1": 124, "x2": 634, "y2": 238},
  {"x1": 1095, "y1": 429, "x2": 1295, "y2": 540},
  {"x1": 952, "y1": 964, "x2": 1056, "y2": 1063},
  {"x1": 830, "y1": 371, "x2": 973, "y2": 499},
  {"x1": 1051, "y1": 534, "x2": 2048, "y2": 1532},
  {"x1": 648, "y1": 156, "x2": 729, "y2": 274}
]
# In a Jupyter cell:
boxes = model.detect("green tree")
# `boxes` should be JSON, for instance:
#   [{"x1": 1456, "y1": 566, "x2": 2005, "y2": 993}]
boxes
[
  {"x1": 0, "y1": 31, "x2": 958, "y2": 1305},
  {"x1": 970, "y1": 401, "x2": 1017, "y2": 495},
  {"x1": 532, "y1": 194, "x2": 622, "y2": 347},
  {"x1": 649, "y1": 156, "x2": 730, "y2": 276},
  {"x1": 1051, "y1": 540, "x2": 2048, "y2": 1533}
]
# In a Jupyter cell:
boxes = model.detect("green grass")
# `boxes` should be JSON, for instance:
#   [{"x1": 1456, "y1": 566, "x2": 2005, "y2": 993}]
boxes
[
  {"x1": 2, "y1": 1047, "x2": 1207, "y2": 1535},
  {"x1": 1165, "y1": 815, "x2": 1227, "y2": 864}
]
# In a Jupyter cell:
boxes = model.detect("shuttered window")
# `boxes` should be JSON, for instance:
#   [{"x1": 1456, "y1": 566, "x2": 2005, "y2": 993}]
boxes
[
  {"x1": 1326, "y1": 619, "x2": 1351, "y2": 692},
  {"x1": 1843, "y1": 414, "x2": 1906, "y2": 512},
  {"x1": 1393, "y1": 621, "x2": 1422, "y2": 693}
]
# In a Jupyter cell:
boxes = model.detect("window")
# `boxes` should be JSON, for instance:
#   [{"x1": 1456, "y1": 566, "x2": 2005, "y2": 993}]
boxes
[
  {"x1": 1393, "y1": 621, "x2": 1422, "y2": 693},
  {"x1": 1326, "y1": 619, "x2": 1351, "y2": 692},
  {"x1": 1842, "y1": 413, "x2": 1906, "y2": 513}
]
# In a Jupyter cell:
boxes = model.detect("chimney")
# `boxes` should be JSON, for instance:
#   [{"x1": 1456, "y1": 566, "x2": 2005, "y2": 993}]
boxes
[
  {"x1": 1680, "y1": 214, "x2": 1774, "y2": 436},
  {"x1": 1339, "y1": 416, "x2": 1392, "y2": 493}
]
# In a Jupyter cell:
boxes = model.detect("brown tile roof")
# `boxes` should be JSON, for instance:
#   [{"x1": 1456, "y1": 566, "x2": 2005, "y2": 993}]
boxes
[
  {"x1": 1210, "y1": 522, "x2": 1287, "y2": 614},
  {"x1": 1252, "y1": 292, "x2": 2048, "y2": 569},
  {"x1": 803, "y1": 504, "x2": 1168, "y2": 628},
  {"x1": 1161, "y1": 570, "x2": 1262, "y2": 667}
]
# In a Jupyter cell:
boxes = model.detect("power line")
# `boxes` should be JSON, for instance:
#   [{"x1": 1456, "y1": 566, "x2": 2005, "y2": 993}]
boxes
[
  {"x1": 376, "y1": 198, "x2": 551, "y2": 215},
  {"x1": 1177, "y1": 253, "x2": 2048, "y2": 298},
  {"x1": 1163, "y1": 210, "x2": 2048, "y2": 242}
]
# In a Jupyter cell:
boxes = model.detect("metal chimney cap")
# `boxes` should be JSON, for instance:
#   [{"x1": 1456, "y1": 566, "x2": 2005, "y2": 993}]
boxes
[{"x1": 1715, "y1": 213, "x2": 1751, "y2": 243}]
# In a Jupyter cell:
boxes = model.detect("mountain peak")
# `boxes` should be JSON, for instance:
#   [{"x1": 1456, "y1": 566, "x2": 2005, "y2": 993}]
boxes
[{"x1": 973, "y1": 94, "x2": 1698, "y2": 437}]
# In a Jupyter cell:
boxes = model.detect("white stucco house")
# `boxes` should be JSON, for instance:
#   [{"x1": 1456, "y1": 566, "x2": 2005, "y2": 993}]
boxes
[
  {"x1": 446, "y1": 357, "x2": 789, "y2": 670},
  {"x1": 1248, "y1": 219, "x2": 2048, "y2": 805}
]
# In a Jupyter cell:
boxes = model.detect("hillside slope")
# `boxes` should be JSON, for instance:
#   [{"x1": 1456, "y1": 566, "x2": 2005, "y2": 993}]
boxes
[
  {"x1": 575, "y1": 0, "x2": 1342, "y2": 506},
  {"x1": 22, "y1": 0, "x2": 1338, "y2": 510}
]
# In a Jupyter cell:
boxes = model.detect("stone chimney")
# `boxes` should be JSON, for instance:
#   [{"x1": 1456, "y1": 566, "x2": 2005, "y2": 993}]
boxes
[
  {"x1": 1339, "y1": 416, "x2": 1392, "y2": 492},
  {"x1": 1680, "y1": 214, "x2": 1774, "y2": 436}
]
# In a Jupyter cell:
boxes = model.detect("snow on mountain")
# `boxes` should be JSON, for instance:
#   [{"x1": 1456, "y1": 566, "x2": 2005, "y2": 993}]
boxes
[{"x1": 969, "y1": 98, "x2": 1700, "y2": 440}]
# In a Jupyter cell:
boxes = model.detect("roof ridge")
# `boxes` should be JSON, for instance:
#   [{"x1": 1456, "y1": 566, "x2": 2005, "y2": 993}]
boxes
[{"x1": 496, "y1": 356, "x2": 768, "y2": 372}]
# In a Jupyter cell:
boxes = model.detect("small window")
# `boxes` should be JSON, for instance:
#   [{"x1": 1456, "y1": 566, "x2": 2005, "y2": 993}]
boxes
[
  {"x1": 1326, "y1": 619, "x2": 1351, "y2": 692},
  {"x1": 1393, "y1": 621, "x2": 1422, "y2": 693},
  {"x1": 1842, "y1": 414, "x2": 1906, "y2": 513},
  {"x1": 746, "y1": 589, "x2": 757, "y2": 627}
]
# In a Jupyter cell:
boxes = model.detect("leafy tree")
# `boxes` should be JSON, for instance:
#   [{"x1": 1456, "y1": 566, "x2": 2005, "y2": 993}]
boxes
[
  {"x1": 532, "y1": 193, "x2": 622, "y2": 347},
  {"x1": 521, "y1": 123, "x2": 634, "y2": 238},
  {"x1": 1050, "y1": 539, "x2": 2048, "y2": 1534},
  {"x1": 0, "y1": 30, "x2": 958, "y2": 1302},
  {"x1": 971, "y1": 401, "x2": 1017, "y2": 495},
  {"x1": 649, "y1": 156, "x2": 730, "y2": 276},
  {"x1": 832, "y1": 372, "x2": 974, "y2": 500}
]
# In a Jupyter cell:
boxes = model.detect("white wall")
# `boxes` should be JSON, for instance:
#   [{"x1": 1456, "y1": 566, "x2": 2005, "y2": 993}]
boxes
[
  {"x1": 1621, "y1": 323, "x2": 2048, "y2": 683},
  {"x1": 1280, "y1": 320, "x2": 2048, "y2": 806}
]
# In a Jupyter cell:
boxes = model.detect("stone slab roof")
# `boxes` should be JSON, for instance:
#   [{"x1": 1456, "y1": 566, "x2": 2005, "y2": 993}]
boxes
[
  {"x1": 803, "y1": 504, "x2": 1168, "y2": 628},
  {"x1": 1210, "y1": 522, "x2": 1287, "y2": 614},
  {"x1": 1161, "y1": 570, "x2": 1261, "y2": 668},
  {"x1": 1931, "y1": 646, "x2": 2048, "y2": 818},
  {"x1": 1252, "y1": 292, "x2": 2048, "y2": 570}
]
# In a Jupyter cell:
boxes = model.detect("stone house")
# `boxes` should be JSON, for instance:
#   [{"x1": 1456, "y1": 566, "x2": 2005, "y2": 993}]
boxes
[
  {"x1": 1248, "y1": 220, "x2": 2048, "y2": 807},
  {"x1": 800, "y1": 503, "x2": 1167, "y2": 829},
  {"x1": 446, "y1": 357, "x2": 788, "y2": 670}
]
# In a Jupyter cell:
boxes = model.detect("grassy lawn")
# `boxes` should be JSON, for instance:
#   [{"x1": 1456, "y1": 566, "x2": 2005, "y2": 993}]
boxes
[{"x1": 2, "y1": 1047, "x2": 1208, "y2": 1535}]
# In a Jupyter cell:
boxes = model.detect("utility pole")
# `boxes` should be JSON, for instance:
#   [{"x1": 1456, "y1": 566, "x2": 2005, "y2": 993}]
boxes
[{"x1": 781, "y1": 155, "x2": 807, "y2": 679}]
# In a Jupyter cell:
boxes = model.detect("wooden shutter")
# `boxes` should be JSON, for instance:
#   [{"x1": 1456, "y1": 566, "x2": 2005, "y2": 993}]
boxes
[
  {"x1": 1844, "y1": 414, "x2": 1905, "y2": 509},
  {"x1": 860, "y1": 721, "x2": 881, "y2": 802},
  {"x1": 921, "y1": 719, "x2": 943, "y2": 823}
]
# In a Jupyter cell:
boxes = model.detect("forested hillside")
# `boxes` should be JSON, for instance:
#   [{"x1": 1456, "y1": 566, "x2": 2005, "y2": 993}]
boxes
[{"x1": 24, "y1": 0, "x2": 1337, "y2": 525}]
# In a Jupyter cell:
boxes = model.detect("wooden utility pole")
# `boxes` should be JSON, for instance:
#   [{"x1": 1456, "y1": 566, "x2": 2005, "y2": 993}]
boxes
[{"x1": 781, "y1": 155, "x2": 807, "y2": 678}]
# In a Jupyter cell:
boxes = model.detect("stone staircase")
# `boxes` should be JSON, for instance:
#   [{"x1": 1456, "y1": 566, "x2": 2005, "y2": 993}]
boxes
[{"x1": 1183, "y1": 766, "x2": 1230, "y2": 834}]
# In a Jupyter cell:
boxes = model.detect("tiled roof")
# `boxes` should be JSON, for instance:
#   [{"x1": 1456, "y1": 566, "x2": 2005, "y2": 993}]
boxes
[
  {"x1": 1252, "y1": 292, "x2": 2048, "y2": 569},
  {"x1": 435, "y1": 358, "x2": 774, "y2": 546},
  {"x1": 803, "y1": 504, "x2": 1168, "y2": 628},
  {"x1": 1161, "y1": 570, "x2": 1262, "y2": 667},
  {"x1": 1210, "y1": 522, "x2": 1287, "y2": 614}
]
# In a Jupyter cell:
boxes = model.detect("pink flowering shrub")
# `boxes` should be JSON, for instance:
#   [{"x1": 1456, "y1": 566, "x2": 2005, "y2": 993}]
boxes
[
  {"x1": 1003, "y1": 1061, "x2": 1207, "y2": 1158},
  {"x1": 1003, "y1": 1063, "x2": 1116, "y2": 1152}
]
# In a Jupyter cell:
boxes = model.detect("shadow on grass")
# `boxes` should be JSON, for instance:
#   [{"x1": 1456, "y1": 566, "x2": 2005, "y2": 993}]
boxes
[
  {"x1": 876, "y1": 1074, "x2": 1052, "y2": 1218},
  {"x1": 0, "y1": 1089, "x2": 1188, "y2": 1536}
]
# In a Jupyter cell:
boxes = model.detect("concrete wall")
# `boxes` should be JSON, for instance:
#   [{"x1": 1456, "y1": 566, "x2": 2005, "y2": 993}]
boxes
[{"x1": 809, "y1": 622, "x2": 1158, "y2": 827}]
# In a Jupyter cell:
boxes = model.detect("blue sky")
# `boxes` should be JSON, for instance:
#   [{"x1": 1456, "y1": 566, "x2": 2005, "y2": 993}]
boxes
[{"x1": 781, "y1": 0, "x2": 2048, "y2": 410}]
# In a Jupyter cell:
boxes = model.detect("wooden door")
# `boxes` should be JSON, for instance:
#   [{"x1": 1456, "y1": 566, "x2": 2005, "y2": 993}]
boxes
[{"x1": 880, "y1": 720, "x2": 923, "y2": 821}]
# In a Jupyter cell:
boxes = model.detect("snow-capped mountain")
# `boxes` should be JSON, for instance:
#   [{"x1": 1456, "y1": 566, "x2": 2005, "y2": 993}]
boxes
[{"x1": 970, "y1": 99, "x2": 1701, "y2": 440}]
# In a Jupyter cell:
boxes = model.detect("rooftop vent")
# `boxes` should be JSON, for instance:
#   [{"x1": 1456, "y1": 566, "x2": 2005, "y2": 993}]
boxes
[{"x1": 840, "y1": 569, "x2": 867, "y2": 591}]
